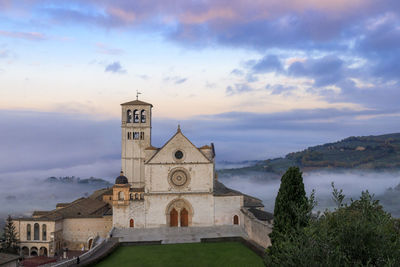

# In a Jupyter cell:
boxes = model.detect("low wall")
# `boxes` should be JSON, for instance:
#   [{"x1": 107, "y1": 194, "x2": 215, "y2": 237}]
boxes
[{"x1": 241, "y1": 208, "x2": 273, "y2": 249}]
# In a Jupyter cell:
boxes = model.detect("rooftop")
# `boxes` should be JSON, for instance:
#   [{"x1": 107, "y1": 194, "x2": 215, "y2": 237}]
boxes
[{"x1": 121, "y1": 99, "x2": 153, "y2": 107}]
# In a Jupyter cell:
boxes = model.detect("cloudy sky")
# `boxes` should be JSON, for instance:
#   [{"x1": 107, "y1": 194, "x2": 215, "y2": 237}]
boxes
[{"x1": 1, "y1": 0, "x2": 400, "y2": 179}]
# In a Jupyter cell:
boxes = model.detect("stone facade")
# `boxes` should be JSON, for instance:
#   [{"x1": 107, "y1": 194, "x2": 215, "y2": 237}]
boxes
[{"x1": 12, "y1": 98, "x2": 273, "y2": 258}]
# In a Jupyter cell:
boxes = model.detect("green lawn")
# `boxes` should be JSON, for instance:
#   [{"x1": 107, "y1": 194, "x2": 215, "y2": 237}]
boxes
[{"x1": 95, "y1": 242, "x2": 264, "y2": 267}]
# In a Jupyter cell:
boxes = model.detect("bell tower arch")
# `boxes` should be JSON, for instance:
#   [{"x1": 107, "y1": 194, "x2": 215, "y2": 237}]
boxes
[{"x1": 121, "y1": 98, "x2": 153, "y2": 187}]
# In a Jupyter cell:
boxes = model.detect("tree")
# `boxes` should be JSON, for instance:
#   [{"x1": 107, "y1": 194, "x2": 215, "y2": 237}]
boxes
[
  {"x1": 269, "y1": 167, "x2": 311, "y2": 244},
  {"x1": 264, "y1": 185, "x2": 400, "y2": 266},
  {"x1": 1, "y1": 215, "x2": 19, "y2": 254}
]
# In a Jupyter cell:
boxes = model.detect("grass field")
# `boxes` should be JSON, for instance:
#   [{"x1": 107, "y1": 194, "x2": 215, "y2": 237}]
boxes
[{"x1": 95, "y1": 242, "x2": 264, "y2": 267}]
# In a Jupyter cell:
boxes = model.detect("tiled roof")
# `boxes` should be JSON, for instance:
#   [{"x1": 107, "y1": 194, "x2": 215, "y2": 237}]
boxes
[
  {"x1": 213, "y1": 180, "x2": 264, "y2": 208},
  {"x1": 121, "y1": 100, "x2": 153, "y2": 107},
  {"x1": 248, "y1": 208, "x2": 273, "y2": 222}
]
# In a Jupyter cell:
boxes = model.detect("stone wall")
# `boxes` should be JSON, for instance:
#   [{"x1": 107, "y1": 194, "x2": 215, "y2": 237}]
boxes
[
  {"x1": 62, "y1": 217, "x2": 112, "y2": 250},
  {"x1": 112, "y1": 200, "x2": 145, "y2": 228},
  {"x1": 214, "y1": 195, "x2": 243, "y2": 225},
  {"x1": 241, "y1": 208, "x2": 272, "y2": 249},
  {"x1": 146, "y1": 194, "x2": 214, "y2": 228}
]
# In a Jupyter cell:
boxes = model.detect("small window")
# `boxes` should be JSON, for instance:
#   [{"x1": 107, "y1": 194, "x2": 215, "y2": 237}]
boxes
[
  {"x1": 175, "y1": 150, "x2": 183, "y2": 159},
  {"x1": 134, "y1": 132, "x2": 139, "y2": 140},
  {"x1": 140, "y1": 132, "x2": 144, "y2": 140},
  {"x1": 233, "y1": 215, "x2": 239, "y2": 225},
  {"x1": 109, "y1": 196, "x2": 112, "y2": 200},
  {"x1": 127, "y1": 132, "x2": 131, "y2": 140},
  {"x1": 141, "y1": 110, "x2": 146, "y2": 123},
  {"x1": 134, "y1": 110, "x2": 139, "y2": 123},
  {"x1": 118, "y1": 191, "x2": 124, "y2": 200}
]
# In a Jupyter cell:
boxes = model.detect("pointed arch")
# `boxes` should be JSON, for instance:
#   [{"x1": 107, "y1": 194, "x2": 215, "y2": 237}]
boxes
[
  {"x1": 130, "y1": 218, "x2": 134, "y2": 228},
  {"x1": 165, "y1": 198, "x2": 193, "y2": 227}
]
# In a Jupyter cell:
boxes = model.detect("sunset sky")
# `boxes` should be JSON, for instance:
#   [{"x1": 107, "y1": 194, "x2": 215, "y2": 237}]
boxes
[{"x1": 1, "y1": 0, "x2": 400, "y2": 178}]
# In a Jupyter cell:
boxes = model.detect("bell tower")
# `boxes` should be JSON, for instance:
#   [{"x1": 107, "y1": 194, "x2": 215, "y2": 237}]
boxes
[{"x1": 120, "y1": 97, "x2": 152, "y2": 187}]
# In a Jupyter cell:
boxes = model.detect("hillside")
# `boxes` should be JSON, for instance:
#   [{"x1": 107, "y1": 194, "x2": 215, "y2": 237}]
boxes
[{"x1": 221, "y1": 133, "x2": 400, "y2": 175}]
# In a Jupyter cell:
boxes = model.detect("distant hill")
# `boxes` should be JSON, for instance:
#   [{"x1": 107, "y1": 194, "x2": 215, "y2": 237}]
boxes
[
  {"x1": 221, "y1": 133, "x2": 400, "y2": 175},
  {"x1": 45, "y1": 176, "x2": 112, "y2": 186}
]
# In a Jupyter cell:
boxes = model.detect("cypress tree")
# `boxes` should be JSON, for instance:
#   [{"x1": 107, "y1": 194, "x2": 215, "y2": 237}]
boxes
[
  {"x1": 1, "y1": 215, "x2": 19, "y2": 254},
  {"x1": 269, "y1": 167, "x2": 309, "y2": 244}
]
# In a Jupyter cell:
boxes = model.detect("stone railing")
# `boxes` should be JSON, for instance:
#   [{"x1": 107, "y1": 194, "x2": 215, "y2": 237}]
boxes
[{"x1": 241, "y1": 208, "x2": 273, "y2": 249}]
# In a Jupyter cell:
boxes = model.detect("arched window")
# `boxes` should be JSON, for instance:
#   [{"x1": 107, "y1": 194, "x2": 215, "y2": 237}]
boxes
[
  {"x1": 141, "y1": 110, "x2": 146, "y2": 123},
  {"x1": 34, "y1": 223, "x2": 40, "y2": 240},
  {"x1": 233, "y1": 215, "x2": 239, "y2": 225},
  {"x1": 127, "y1": 110, "x2": 132, "y2": 123},
  {"x1": 42, "y1": 224, "x2": 47, "y2": 240},
  {"x1": 133, "y1": 110, "x2": 139, "y2": 123},
  {"x1": 130, "y1": 219, "x2": 134, "y2": 228},
  {"x1": 118, "y1": 191, "x2": 124, "y2": 200},
  {"x1": 130, "y1": 193, "x2": 133, "y2": 200},
  {"x1": 27, "y1": 224, "x2": 31, "y2": 240}
]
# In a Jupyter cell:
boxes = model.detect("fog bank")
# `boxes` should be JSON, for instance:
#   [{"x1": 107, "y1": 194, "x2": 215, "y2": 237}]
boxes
[{"x1": 220, "y1": 171, "x2": 400, "y2": 216}]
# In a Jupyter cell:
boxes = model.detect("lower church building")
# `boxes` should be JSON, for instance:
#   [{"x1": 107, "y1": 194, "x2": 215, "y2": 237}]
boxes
[{"x1": 13, "y1": 99, "x2": 273, "y2": 257}]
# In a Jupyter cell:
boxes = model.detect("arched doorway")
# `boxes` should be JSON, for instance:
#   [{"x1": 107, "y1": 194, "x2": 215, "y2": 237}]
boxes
[
  {"x1": 21, "y1": 247, "x2": 29, "y2": 256},
  {"x1": 88, "y1": 238, "x2": 93, "y2": 249},
  {"x1": 233, "y1": 215, "x2": 239, "y2": 225},
  {"x1": 130, "y1": 219, "x2": 134, "y2": 228},
  {"x1": 30, "y1": 247, "x2": 38, "y2": 256},
  {"x1": 170, "y1": 208, "x2": 178, "y2": 227},
  {"x1": 180, "y1": 208, "x2": 188, "y2": 227},
  {"x1": 39, "y1": 247, "x2": 48, "y2": 256}
]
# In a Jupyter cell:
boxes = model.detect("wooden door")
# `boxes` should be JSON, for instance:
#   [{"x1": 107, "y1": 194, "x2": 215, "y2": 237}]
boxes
[
  {"x1": 130, "y1": 219, "x2": 134, "y2": 228},
  {"x1": 170, "y1": 208, "x2": 178, "y2": 227},
  {"x1": 180, "y1": 208, "x2": 188, "y2": 227},
  {"x1": 233, "y1": 215, "x2": 239, "y2": 225}
]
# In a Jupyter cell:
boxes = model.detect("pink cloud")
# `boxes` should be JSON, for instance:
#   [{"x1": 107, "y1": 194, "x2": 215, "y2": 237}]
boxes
[{"x1": 0, "y1": 30, "x2": 46, "y2": 41}]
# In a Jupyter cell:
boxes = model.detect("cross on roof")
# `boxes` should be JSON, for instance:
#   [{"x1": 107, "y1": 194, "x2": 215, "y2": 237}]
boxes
[{"x1": 136, "y1": 90, "x2": 142, "y2": 100}]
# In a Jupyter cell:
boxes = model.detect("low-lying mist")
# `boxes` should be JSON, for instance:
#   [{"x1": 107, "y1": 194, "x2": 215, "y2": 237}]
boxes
[{"x1": 219, "y1": 170, "x2": 400, "y2": 217}]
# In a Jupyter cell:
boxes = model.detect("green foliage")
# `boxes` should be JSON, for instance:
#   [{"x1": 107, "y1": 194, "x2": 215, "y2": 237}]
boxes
[
  {"x1": 265, "y1": 187, "x2": 400, "y2": 266},
  {"x1": 225, "y1": 133, "x2": 400, "y2": 174},
  {"x1": 1, "y1": 215, "x2": 19, "y2": 254},
  {"x1": 269, "y1": 167, "x2": 311, "y2": 244}
]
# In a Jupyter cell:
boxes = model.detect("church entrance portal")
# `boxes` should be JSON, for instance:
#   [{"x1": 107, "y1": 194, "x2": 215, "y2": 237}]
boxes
[
  {"x1": 170, "y1": 209, "x2": 178, "y2": 227},
  {"x1": 166, "y1": 198, "x2": 193, "y2": 227},
  {"x1": 180, "y1": 208, "x2": 188, "y2": 227}
]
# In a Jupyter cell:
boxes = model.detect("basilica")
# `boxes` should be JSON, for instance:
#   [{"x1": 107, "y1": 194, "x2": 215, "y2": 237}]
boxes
[{"x1": 13, "y1": 99, "x2": 272, "y2": 257}]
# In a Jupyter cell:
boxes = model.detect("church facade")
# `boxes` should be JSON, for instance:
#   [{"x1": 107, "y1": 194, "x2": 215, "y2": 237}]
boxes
[
  {"x1": 112, "y1": 99, "x2": 245, "y2": 228},
  {"x1": 13, "y1": 99, "x2": 272, "y2": 258}
]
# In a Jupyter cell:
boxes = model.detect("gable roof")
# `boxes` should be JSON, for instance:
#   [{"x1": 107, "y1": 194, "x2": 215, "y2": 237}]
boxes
[
  {"x1": 146, "y1": 128, "x2": 212, "y2": 164},
  {"x1": 121, "y1": 100, "x2": 153, "y2": 107}
]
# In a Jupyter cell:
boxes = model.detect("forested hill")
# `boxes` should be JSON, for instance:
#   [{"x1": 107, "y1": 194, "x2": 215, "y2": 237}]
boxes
[{"x1": 224, "y1": 133, "x2": 400, "y2": 174}]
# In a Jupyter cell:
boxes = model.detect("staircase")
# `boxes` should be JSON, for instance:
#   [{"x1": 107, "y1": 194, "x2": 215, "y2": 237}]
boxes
[{"x1": 113, "y1": 225, "x2": 247, "y2": 244}]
